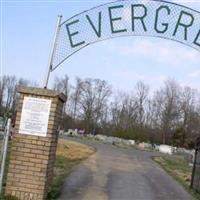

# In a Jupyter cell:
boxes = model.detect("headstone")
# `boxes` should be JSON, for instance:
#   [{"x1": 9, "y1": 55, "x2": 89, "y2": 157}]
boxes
[{"x1": 159, "y1": 145, "x2": 173, "y2": 155}]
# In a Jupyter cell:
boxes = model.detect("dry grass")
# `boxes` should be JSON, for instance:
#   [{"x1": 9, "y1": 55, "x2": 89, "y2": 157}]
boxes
[{"x1": 56, "y1": 139, "x2": 95, "y2": 160}]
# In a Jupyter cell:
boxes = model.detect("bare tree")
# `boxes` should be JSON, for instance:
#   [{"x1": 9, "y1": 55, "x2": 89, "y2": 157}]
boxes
[
  {"x1": 2, "y1": 73, "x2": 198, "y2": 147},
  {"x1": 134, "y1": 81, "x2": 149, "y2": 127},
  {"x1": 152, "y1": 79, "x2": 181, "y2": 144},
  {"x1": 176, "y1": 87, "x2": 200, "y2": 147},
  {"x1": 71, "y1": 77, "x2": 83, "y2": 121},
  {"x1": 4, "y1": 76, "x2": 17, "y2": 115},
  {"x1": 0, "y1": 76, "x2": 7, "y2": 115},
  {"x1": 110, "y1": 91, "x2": 138, "y2": 132},
  {"x1": 53, "y1": 75, "x2": 70, "y2": 97},
  {"x1": 53, "y1": 75, "x2": 70, "y2": 118},
  {"x1": 79, "y1": 78, "x2": 111, "y2": 133}
]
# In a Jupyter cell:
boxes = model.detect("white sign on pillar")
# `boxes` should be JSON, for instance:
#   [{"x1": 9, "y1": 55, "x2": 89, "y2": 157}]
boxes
[{"x1": 19, "y1": 97, "x2": 51, "y2": 137}]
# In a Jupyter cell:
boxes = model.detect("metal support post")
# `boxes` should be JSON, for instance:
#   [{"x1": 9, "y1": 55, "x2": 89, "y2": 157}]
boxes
[
  {"x1": 43, "y1": 15, "x2": 62, "y2": 89},
  {"x1": 0, "y1": 118, "x2": 11, "y2": 194}
]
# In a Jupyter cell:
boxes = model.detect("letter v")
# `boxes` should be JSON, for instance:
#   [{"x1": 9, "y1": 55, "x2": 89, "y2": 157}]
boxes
[{"x1": 86, "y1": 12, "x2": 102, "y2": 38}]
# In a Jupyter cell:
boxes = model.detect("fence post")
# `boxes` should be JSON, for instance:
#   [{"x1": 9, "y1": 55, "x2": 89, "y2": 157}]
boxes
[
  {"x1": 190, "y1": 137, "x2": 200, "y2": 192},
  {"x1": 190, "y1": 148, "x2": 197, "y2": 188},
  {"x1": 0, "y1": 118, "x2": 11, "y2": 194}
]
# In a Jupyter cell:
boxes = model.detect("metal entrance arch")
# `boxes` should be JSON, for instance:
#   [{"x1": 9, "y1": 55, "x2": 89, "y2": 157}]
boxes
[{"x1": 43, "y1": 0, "x2": 200, "y2": 87}]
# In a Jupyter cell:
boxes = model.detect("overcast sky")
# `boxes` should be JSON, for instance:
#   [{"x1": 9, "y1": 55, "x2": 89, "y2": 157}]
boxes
[{"x1": 1, "y1": 0, "x2": 200, "y2": 92}]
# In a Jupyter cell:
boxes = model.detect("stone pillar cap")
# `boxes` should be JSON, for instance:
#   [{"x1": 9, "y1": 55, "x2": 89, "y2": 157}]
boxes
[{"x1": 17, "y1": 86, "x2": 67, "y2": 102}]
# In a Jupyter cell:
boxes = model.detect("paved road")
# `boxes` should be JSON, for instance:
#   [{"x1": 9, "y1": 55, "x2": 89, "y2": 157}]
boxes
[{"x1": 58, "y1": 138, "x2": 193, "y2": 200}]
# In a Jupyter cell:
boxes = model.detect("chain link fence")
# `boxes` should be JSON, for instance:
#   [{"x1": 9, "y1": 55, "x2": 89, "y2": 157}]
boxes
[{"x1": 52, "y1": 0, "x2": 200, "y2": 70}]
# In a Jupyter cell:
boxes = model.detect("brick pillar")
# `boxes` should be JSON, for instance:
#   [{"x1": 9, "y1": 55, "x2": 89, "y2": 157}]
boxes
[{"x1": 5, "y1": 86, "x2": 66, "y2": 200}]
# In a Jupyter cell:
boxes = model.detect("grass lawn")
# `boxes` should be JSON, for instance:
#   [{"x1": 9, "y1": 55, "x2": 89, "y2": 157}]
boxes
[
  {"x1": 153, "y1": 155, "x2": 200, "y2": 200},
  {"x1": 48, "y1": 138, "x2": 95, "y2": 199}
]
